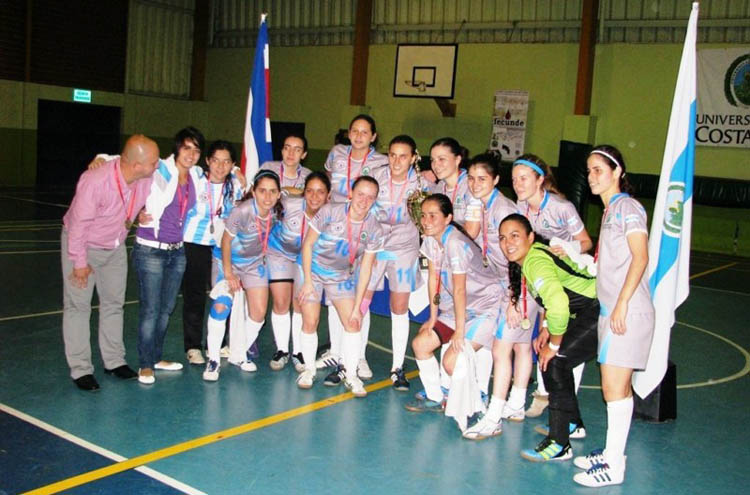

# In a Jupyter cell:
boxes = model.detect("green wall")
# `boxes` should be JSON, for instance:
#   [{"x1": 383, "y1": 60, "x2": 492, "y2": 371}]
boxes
[{"x1": 1, "y1": 41, "x2": 747, "y2": 254}]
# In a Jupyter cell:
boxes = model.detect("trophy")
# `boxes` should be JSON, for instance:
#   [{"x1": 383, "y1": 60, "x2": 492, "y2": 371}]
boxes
[{"x1": 407, "y1": 154, "x2": 431, "y2": 234}]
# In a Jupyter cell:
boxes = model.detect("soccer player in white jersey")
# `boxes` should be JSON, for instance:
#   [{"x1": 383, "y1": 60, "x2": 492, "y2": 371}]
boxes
[
  {"x1": 182, "y1": 141, "x2": 245, "y2": 366},
  {"x1": 202, "y1": 171, "x2": 282, "y2": 381},
  {"x1": 572, "y1": 145, "x2": 655, "y2": 487},
  {"x1": 295, "y1": 176, "x2": 385, "y2": 397},
  {"x1": 363, "y1": 135, "x2": 432, "y2": 390},
  {"x1": 405, "y1": 194, "x2": 502, "y2": 417},
  {"x1": 513, "y1": 153, "x2": 593, "y2": 428},
  {"x1": 461, "y1": 154, "x2": 540, "y2": 439},
  {"x1": 259, "y1": 133, "x2": 312, "y2": 195},
  {"x1": 266, "y1": 172, "x2": 330, "y2": 372},
  {"x1": 319, "y1": 115, "x2": 388, "y2": 380}
]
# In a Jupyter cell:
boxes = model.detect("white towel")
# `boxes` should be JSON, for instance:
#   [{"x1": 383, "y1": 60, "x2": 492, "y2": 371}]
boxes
[
  {"x1": 444, "y1": 343, "x2": 486, "y2": 432},
  {"x1": 408, "y1": 269, "x2": 430, "y2": 315},
  {"x1": 209, "y1": 280, "x2": 248, "y2": 363},
  {"x1": 550, "y1": 237, "x2": 597, "y2": 276}
]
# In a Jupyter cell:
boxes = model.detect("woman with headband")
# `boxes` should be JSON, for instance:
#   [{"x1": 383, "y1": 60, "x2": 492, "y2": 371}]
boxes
[
  {"x1": 265, "y1": 172, "x2": 331, "y2": 372},
  {"x1": 498, "y1": 213, "x2": 598, "y2": 463},
  {"x1": 461, "y1": 154, "x2": 539, "y2": 439},
  {"x1": 295, "y1": 176, "x2": 384, "y2": 397},
  {"x1": 512, "y1": 154, "x2": 592, "y2": 432},
  {"x1": 572, "y1": 145, "x2": 654, "y2": 487},
  {"x1": 202, "y1": 170, "x2": 283, "y2": 381},
  {"x1": 405, "y1": 194, "x2": 501, "y2": 420}
]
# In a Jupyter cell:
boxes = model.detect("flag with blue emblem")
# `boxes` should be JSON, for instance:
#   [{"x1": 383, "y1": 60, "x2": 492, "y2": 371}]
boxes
[
  {"x1": 241, "y1": 13, "x2": 272, "y2": 179},
  {"x1": 633, "y1": 2, "x2": 698, "y2": 399}
]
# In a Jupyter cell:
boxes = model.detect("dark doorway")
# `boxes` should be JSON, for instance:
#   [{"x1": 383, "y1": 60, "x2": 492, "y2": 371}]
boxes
[
  {"x1": 270, "y1": 121, "x2": 305, "y2": 161},
  {"x1": 36, "y1": 100, "x2": 121, "y2": 188}
]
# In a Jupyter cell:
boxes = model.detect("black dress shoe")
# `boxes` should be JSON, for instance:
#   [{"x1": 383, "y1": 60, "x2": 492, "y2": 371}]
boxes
[
  {"x1": 74, "y1": 374, "x2": 100, "y2": 391},
  {"x1": 104, "y1": 365, "x2": 138, "y2": 380}
]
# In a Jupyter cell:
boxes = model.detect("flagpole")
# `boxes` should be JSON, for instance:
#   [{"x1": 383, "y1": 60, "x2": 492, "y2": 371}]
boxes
[{"x1": 632, "y1": 2, "x2": 698, "y2": 399}]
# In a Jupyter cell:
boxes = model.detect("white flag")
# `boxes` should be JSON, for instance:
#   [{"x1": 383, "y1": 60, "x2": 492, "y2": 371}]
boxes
[{"x1": 632, "y1": 3, "x2": 698, "y2": 398}]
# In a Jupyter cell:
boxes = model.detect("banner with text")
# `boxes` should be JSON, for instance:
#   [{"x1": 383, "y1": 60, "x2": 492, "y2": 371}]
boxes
[
  {"x1": 696, "y1": 47, "x2": 750, "y2": 148},
  {"x1": 490, "y1": 90, "x2": 529, "y2": 161}
]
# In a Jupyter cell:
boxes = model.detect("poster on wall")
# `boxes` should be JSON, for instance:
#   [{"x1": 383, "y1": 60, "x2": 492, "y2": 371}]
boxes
[
  {"x1": 696, "y1": 47, "x2": 750, "y2": 148},
  {"x1": 489, "y1": 90, "x2": 529, "y2": 161}
]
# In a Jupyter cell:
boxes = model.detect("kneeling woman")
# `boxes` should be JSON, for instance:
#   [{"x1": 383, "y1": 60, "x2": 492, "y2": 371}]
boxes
[
  {"x1": 202, "y1": 170, "x2": 282, "y2": 381},
  {"x1": 406, "y1": 194, "x2": 501, "y2": 415},
  {"x1": 499, "y1": 214, "x2": 598, "y2": 462},
  {"x1": 295, "y1": 176, "x2": 384, "y2": 397},
  {"x1": 571, "y1": 145, "x2": 654, "y2": 488}
]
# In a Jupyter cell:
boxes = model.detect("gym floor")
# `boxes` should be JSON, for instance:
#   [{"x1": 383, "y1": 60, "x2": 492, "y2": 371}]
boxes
[{"x1": 0, "y1": 190, "x2": 747, "y2": 494}]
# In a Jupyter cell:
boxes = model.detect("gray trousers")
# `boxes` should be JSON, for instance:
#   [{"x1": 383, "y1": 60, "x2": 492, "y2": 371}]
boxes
[{"x1": 61, "y1": 230, "x2": 128, "y2": 379}]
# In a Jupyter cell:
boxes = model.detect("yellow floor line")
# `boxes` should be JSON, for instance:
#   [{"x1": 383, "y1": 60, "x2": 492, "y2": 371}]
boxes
[
  {"x1": 24, "y1": 370, "x2": 421, "y2": 495},
  {"x1": 689, "y1": 261, "x2": 737, "y2": 280}
]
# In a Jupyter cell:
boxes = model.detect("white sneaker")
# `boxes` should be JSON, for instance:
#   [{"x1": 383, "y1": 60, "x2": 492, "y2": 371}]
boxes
[
  {"x1": 269, "y1": 350, "x2": 289, "y2": 371},
  {"x1": 291, "y1": 353, "x2": 305, "y2": 373},
  {"x1": 138, "y1": 368, "x2": 155, "y2": 385},
  {"x1": 534, "y1": 423, "x2": 587, "y2": 440},
  {"x1": 501, "y1": 403, "x2": 525, "y2": 422},
  {"x1": 239, "y1": 360, "x2": 257, "y2": 372},
  {"x1": 462, "y1": 415, "x2": 503, "y2": 440},
  {"x1": 187, "y1": 349, "x2": 205, "y2": 365},
  {"x1": 573, "y1": 460, "x2": 625, "y2": 487},
  {"x1": 296, "y1": 369, "x2": 315, "y2": 389},
  {"x1": 202, "y1": 360, "x2": 220, "y2": 382},
  {"x1": 154, "y1": 360, "x2": 183, "y2": 371},
  {"x1": 344, "y1": 376, "x2": 367, "y2": 398},
  {"x1": 315, "y1": 350, "x2": 338, "y2": 369},
  {"x1": 220, "y1": 346, "x2": 230, "y2": 359},
  {"x1": 357, "y1": 359, "x2": 373, "y2": 380}
]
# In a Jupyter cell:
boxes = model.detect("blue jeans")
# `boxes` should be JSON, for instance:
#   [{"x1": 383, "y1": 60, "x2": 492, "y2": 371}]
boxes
[{"x1": 133, "y1": 243, "x2": 187, "y2": 369}]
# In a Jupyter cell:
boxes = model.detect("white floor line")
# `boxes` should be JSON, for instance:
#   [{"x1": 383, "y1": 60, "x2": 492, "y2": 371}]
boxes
[
  {"x1": 691, "y1": 285, "x2": 750, "y2": 297},
  {"x1": 0, "y1": 402, "x2": 206, "y2": 495},
  {"x1": 0, "y1": 194, "x2": 69, "y2": 208}
]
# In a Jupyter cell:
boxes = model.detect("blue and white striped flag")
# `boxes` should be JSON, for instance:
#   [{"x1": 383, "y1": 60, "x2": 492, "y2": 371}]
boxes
[
  {"x1": 632, "y1": 2, "x2": 698, "y2": 399},
  {"x1": 241, "y1": 13, "x2": 272, "y2": 179}
]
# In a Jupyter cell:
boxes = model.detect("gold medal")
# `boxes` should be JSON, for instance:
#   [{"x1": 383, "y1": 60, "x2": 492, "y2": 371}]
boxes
[
  {"x1": 125, "y1": 220, "x2": 133, "y2": 230},
  {"x1": 262, "y1": 255, "x2": 267, "y2": 266},
  {"x1": 210, "y1": 222, "x2": 215, "y2": 234},
  {"x1": 482, "y1": 255, "x2": 489, "y2": 268},
  {"x1": 521, "y1": 318, "x2": 531, "y2": 330},
  {"x1": 433, "y1": 293, "x2": 441, "y2": 305}
]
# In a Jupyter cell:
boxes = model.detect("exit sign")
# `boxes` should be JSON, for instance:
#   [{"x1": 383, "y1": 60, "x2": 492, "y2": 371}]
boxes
[{"x1": 73, "y1": 89, "x2": 91, "y2": 103}]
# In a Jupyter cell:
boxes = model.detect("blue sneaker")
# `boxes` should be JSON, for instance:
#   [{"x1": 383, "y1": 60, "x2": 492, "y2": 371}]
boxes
[
  {"x1": 404, "y1": 397, "x2": 445, "y2": 413},
  {"x1": 534, "y1": 422, "x2": 586, "y2": 439},
  {"x1": 521, "y1": 437, "x2": 572, "y2": 462}
]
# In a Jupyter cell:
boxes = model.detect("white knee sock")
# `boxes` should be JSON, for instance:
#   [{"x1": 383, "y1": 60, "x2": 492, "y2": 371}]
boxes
[
  {"x1": 416, "y1": 356, "x2": 443, "y2": 402},
  {"x1": 439, "y1": 343, "x2": 451, "y2": 390},
  {"x1": 300, "y1": 331, "x2": 318, "y2": 373},
  {"x1": 486, "y1": 396, "x2": 506, "y2": 423},
  {"x1": 391, "y1": 312, "x2": 409, "y2": 371},
  {"x1": 475, "y1": 347, "x2": 493, "y2": 395},
  {"x1": 604, "y1": 396, "x2": 634, "y2": 471},
  {"x1": 507, "y1": 385, "x2": 528, "y2": 410},
  {"x1": 206, "y1": 315, "x2": 226, "y2": 362},
  {"x1": 573, "y1": 362, "x2": 585, "y2": 393},
  {"x1": 327, "y1": 305, "x2": 344, "y2": 360},
  {"x1": 359, "y1": 310, "x2": 370, "y2": 359},
  {"x1": 271, "y1": 311, "x2": 290, "y2": 353},
  {"x1": 341, "y1": 331, "x2": 361, "y2": 381},
  {"x1": 535, "y1": 364, "x2": 548, "y2": 396},
  {"x1": 291, "y1": 312, "x2": 303, "y2": 354},
  {"x1": 245, "y1": 318, "x2": 263, "y2": 356}
]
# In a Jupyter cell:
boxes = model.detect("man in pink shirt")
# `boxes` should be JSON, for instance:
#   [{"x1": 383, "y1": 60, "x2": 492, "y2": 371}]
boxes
[{"x1": 62, "y1": 135, "x2": 159, "y2": 391}]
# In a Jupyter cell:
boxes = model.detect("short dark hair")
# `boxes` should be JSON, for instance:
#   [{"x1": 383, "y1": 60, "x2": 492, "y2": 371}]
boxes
[{"x1": 172, "y1": 126, "x2": 205, "y2": 159}]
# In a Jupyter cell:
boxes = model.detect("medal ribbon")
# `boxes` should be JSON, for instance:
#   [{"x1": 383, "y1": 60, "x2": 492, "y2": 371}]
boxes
[
  {"x1": 481, "y1": 189, "x2": 498, "y2": 261},
  {"x1": 522, "y1": 276, "x2": 528, "y2": 321},
  {"x1": 594, "y1": 192, "x2": 629, "y2": 263},
  {"x1": 346, "y1": 148, "x2": 373, "y2": 199},
  {"x1": 176, "y1": 182, "x2": 189, "y2": 225},
  {"x1": 253, "y1": 200, "x2": 271, "y2": 259},
  {"x1": 207, "y1": 180, "x2": 225, "y2": 225},
  {"x1": 389, "y1": 171, "x2": 408, "y2": 223},
  {"x1": 114, "y1": 163, "x2": 137, "y2": 225},
  {"x1": 346, "y1": 208, "x2": 366, "y2": 267}
]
